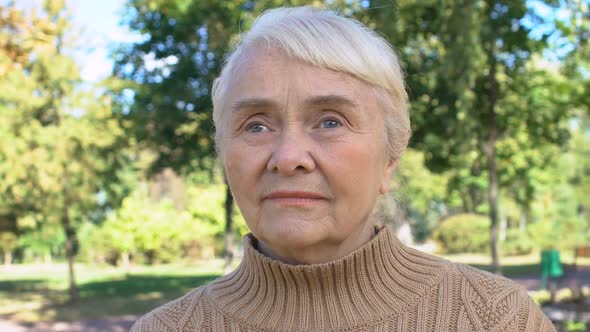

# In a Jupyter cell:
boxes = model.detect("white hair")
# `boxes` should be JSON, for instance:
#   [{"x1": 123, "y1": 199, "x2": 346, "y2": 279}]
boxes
[{"x1": 212, "y1": 6, "x2": 410, "y2": 160}]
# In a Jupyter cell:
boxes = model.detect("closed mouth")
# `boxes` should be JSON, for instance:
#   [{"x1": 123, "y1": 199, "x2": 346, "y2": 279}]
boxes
[
  {"x1": 263, "y1": 191, "x2": 326, "y2": 207},
  {"x1": 264, "y1": 191, "x2": 325, "y2": 200}
]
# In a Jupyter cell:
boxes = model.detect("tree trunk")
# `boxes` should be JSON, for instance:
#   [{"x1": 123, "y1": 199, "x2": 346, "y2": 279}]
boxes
[
  {"x1": 499, "y1": 210, "x2": 507, "y2": 242},
  {"x1": 519, "y1": 209, "x2": 527, "y2": 234},
  {"x1": 223, "y1": 178, "x2": 235, "y2": 274},
  {"x1": 485, "y1": 131, "x2": 501, "y2": 275},
  {"x1": 468, "y1": 184, "x2": 479, "y2": 212},
  {"x1": 121, "y1": 251, "x2": 130, "y2": 272},
  {"x1": 4, "y1": 251, "x2": 11, "y2": 267},
  {"x1": 484, "y1": 7, "x2": 502, "y2": 274},
  {"x1": 484, "y1": 11, "x2": 501, "y2": 275},
  {"x1": 460, "y1": 187, "x2": 472, "y2": 213},
  {"x1": 62, "y1": 210, "x2": 79, "y2": 303},
  {"x1": 44, "y1": 252, "x2": 52, "y2": 266}
]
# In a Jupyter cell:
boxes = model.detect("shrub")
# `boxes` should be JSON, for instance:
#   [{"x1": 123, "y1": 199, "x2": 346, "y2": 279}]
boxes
[
  {"x1": 501, "y1": 229, "x2": 534, "y2": 256},
  {"x1": 433, "y1": 214, "x2": 489, "y2": 254},
  {"x1": 79, "y1": 183, "x2": 250, "y2": 265}
]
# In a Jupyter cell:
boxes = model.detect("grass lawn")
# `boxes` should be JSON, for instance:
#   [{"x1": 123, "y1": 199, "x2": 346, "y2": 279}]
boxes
[
  {"x1": 1, "y1": 253, "x2": 588, "y2": 323},
  {"x1": 0, "y1": 261, "x2": 225, "y2": 323}
]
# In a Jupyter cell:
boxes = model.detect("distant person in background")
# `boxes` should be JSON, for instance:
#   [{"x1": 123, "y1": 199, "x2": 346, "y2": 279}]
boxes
[{"x1": 131, "y1": 6, "x2": 555, "y2": 331}]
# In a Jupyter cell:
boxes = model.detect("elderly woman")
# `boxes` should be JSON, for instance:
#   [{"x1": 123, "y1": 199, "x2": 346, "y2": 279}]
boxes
[{"x1": 131, "y1": 6, "x2": 555, "y2": 332}]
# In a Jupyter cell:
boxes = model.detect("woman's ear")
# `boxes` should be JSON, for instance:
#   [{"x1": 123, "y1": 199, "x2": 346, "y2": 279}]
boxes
[{"x1": 379, "y1": 158, "x2": 398, "y2": 194}]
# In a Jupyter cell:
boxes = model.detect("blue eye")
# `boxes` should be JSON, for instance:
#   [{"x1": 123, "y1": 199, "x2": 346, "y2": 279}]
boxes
[
  {"x1": 320, "y1": 119, "x2": 342, "y2": 129},
  {"x1": 245, "y1": 123, "x2": 269, "y2": 133}
]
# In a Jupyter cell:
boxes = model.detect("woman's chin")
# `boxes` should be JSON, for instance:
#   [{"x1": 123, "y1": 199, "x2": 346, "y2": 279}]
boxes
[{"x1": 258, "y1": 219, "x2": 328, "y2": 251}]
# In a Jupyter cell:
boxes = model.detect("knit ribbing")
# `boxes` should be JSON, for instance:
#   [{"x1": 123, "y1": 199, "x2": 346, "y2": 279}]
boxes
[
  {"x1": 130, "y1": 225, "x2": 556, "y2": 332},
  {"x1": 206, "y1": 225, "x2": 448, "y2": 331}
]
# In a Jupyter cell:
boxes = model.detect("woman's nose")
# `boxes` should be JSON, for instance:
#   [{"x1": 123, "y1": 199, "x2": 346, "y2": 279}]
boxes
[{"x1": 266, "y1": 130, "x2": 316, "y2": 175}]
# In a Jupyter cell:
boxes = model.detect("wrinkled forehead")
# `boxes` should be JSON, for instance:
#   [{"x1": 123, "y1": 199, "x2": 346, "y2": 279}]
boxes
[{"x1": 223, "y1": 45, "x2": 378, "y2": 111}]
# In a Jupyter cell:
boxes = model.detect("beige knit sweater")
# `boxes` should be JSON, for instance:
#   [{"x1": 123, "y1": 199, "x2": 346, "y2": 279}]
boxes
[{"x1": 130, "y1": 225, "x2": 555, "y2": 331}]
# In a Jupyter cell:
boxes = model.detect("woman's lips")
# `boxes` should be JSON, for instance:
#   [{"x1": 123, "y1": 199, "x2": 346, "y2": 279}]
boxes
[{"x1": 263, "y1": 191, "x2": 325, "y2": 207}]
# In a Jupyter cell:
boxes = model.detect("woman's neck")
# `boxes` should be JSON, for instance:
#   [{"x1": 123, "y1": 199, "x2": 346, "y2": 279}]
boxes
[{"x1": 256, "y1": 221, "x2": 377, "y2": 265}]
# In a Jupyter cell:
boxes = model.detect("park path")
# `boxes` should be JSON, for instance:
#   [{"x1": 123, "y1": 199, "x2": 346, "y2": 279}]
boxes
[
  {"x1": 0, "y1": 268, "x2": 588, "y2": 332},
  {"x1": 0, "y1": 315, "x2": 136, "y2": 332}
]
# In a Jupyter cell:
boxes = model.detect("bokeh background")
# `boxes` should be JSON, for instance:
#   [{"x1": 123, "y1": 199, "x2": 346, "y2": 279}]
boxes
[{"x1": 0, "y1": 0, "x2": 588, "y2": 331}]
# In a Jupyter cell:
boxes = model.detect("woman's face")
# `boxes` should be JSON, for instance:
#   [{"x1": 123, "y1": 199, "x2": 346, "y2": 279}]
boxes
[{"x1": 222, "y1": 47, "x2": 397, "y2": 262}]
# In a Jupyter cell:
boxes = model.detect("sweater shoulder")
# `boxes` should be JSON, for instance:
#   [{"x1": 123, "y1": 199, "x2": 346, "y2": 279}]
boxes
[
  {"x1": 451, "y1": 263, "x2": 555, "y2": 331},
  {"x1": 454, "y1": 262, "x2": 524, "y2": 299},
  {"x1": 130, "y1": 286, "x2": 207, "y2": 332}
]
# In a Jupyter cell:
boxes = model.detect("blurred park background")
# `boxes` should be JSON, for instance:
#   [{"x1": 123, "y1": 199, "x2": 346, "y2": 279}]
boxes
[{"x1": 0, "y1": 0, "x2": 589, "y2": 331}]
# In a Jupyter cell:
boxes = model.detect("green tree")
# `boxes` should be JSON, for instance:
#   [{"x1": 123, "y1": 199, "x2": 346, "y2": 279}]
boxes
[
  {"x1": 0, "y1": 0, "x2": 129, "y2": 302},
  {"x1": 360, "y1": 0, "x2": 573, "y2": 274},
  {"x1": 391, "y1": 149, "x2": 452, "y2": 242},
  {"x1": 529, "y1": 114, "x2": 590, "y2": 250},
  {"x1": 17, "y1": 220, "x2": 65, "y2": 264},
  {"x1": 81, "y1": 181, "x2": 249, "y2": 266},
  {"x1": 558, "y1": 0, "x2": 589, "y2": 106},
  {"x1": 114, "y1": 0, "x2": 243, "y2": 267}
]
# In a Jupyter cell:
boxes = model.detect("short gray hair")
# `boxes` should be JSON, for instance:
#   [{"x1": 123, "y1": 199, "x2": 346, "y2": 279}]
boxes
[{"x1": 212, "y1": 6, "x2": 410, "y2": 160}]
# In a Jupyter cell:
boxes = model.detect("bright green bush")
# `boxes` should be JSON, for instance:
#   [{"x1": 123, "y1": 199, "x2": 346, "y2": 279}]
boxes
[
  {"x1": 432, "y1": 214, "x2": 490, "y2": 254},
  {"x1": 78, "y1": 183, "x2": 249, "y2": 265},
  {"x1": 501, "y1": 229, "x2": 534, "y2": 256},
  {"x1": 7, "y1": 215, "x2": 66, "y2": 264}
]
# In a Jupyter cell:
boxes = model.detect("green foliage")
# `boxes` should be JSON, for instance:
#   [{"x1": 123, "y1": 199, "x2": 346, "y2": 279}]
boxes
[
  {"x1": 82, "y1": 187, "x2": 186, "y2": 264},
  {"x1": 434, "y1": 215, "x2": 535, "y2": 256},
  {"x1": 79, "y1": 182, "x2": 248, "y2": 264},
  {"x1": 501, "y1": 230, "x2": 534, "y2": 256},
  {"x1": 358, "y1": 1, "x2": 579, "y2": 272},
  {"x1": 186, "y1": 184, "x2": 248, "y2": 238},
  {"x1": 0, "y1": 232, "x2": 18, "y2": 259},
  {"x1": 528, "y1": 120, "x2": 590, "y2": 250},
  {"x1": 565, "y1": 320, "x2": 587, "y2": 332},
  {"x1": 0, "y1": 0, "x2": 131, "y2": 230},
  {"x1": 17, "y1": 223, "x2": 65, "y2": 262},
  {"x1": 77, "y1": 222, "x2": 114, "y2": 264},
  {"x1": 0, "y1": 0, "x2": 134, "y2": 300},
  {"x1": 392, "y1": 149, "x2": 451, "y2": 242},
  {"x1": 114, "y1": 0, "x2": 235, "y2": 174},
  {"x1": 433, "y1": 214, "x2": 490, "y2": 254}
]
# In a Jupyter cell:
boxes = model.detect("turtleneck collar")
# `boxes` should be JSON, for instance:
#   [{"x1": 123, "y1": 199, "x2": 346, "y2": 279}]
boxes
[{"x1": 205, "y1": 224, "x2": 450, "y2": 331}]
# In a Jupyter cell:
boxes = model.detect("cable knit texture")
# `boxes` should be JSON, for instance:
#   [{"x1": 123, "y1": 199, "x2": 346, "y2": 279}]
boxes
[{"x1": 130, "y1": 225, "x2": 555, "y2": 331}]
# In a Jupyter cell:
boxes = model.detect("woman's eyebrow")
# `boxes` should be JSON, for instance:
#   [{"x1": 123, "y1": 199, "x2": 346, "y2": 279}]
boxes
[
  {"x1": 231, "y1": 95, "x2": 359, "y2": 114},
  {"x1": 231, "y1": 98, "x2": 277, "y2": 113},
  {"x1": 303, "y1": 95, "x2": 359, "y2": 109}
]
